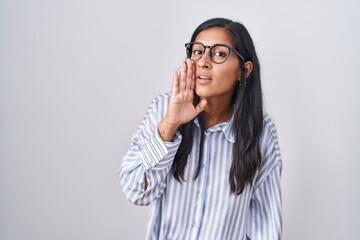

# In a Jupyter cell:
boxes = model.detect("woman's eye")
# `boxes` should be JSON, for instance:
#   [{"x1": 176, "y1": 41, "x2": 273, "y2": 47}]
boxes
[
  {"x1": 193, "y1": 50, "x2": 203, "y2": 55},
  {"x1": 214, "y1": 51, "x2": 226, "y2": 57}
]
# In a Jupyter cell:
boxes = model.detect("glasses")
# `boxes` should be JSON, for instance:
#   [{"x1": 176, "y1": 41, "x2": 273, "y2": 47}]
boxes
[{"x1": 185, "y1": 42, "x2": 245, "y2": 64}]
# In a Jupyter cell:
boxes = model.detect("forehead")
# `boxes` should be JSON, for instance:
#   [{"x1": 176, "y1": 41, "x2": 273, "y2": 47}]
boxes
[{"x1": 194, "y1": 27, "x2": 234, "y2": 47}]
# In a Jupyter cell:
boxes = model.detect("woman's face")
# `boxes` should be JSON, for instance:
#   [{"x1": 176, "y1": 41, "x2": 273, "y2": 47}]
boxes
[{"x1": 193, "y1": 27, "x2": 241, "y2": 101}]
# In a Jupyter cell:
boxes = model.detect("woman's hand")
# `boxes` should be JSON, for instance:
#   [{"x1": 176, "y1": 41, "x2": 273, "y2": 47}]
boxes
[{"x1": 158, "y1": 59, "x2": 207, "y2": 141}]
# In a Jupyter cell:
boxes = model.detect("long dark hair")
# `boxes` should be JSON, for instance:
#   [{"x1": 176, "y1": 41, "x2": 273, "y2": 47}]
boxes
[{"x1": 171, "y1": 18, "x2": 263, "y2": 195}]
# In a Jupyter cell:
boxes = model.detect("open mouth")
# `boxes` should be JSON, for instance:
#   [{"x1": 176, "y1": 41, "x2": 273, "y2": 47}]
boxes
[{"x1": 197, "y1": 75, "x2": 212, "y2": 81}]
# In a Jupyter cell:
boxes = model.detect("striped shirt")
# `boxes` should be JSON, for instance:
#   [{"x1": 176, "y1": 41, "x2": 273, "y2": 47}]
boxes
[{"x1": 119, "y1": 93, "x2": 282, "y2": 240}]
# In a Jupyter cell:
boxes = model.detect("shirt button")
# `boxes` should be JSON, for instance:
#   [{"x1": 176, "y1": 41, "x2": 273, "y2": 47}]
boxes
[{"x1": 197, "y1": 192, "x2": 205, "y2": 198}]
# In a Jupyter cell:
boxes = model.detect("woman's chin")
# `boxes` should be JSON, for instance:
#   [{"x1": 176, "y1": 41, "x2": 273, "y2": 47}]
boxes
[{"x1": 195, "y1": 87, "x2": 210, "y2": 98}]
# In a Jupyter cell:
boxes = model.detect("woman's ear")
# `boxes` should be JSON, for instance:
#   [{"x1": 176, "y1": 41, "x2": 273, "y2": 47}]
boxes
[{"x1": 244, "y1": 61, "x2": 253, "y2": 78}]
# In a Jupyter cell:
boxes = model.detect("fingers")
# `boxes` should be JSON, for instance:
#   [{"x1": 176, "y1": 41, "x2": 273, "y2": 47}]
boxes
[
  {"x1": 178, "y1": 59, "x2": 195, "y2": 92},
  {"x1": 190, "y1": 67, "x2": 196, "y2": 91},
  {"x1": 185, "y1": 59, "x2": 194, "y2": 90},
  {"x1": 171, "y1": 71, "x2": 179, "y2": 95},
  {"x1": 179, "y1": 62, "x2": 187, "y2": 91}
]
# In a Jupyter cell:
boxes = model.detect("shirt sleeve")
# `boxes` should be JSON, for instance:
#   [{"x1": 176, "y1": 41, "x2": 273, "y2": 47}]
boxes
[
  {"x1": 119, "y1": 94, "x2": 182, "y2": 206},
  {"x1": 246, "y1": 164, "x2": 282, "y2": 240},
  {"x1": 246, "y1": 115, "x2": 283, "y2": 239}
]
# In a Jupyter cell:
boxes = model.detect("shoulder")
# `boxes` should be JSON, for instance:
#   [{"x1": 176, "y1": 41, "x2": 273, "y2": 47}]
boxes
[
  {"x1": 144, "y1": 92, "x2": 171, "y2": 118},
  {"x1": 260, "y1": 112, "x2": 281, "y2": 150},
  {"x1": 153, "y1": 92, "x2": 171, "y2": 102},
  {"x1": 256, "y1": 113, "x2": 282, "y2": 181},
  {"x1": 148, "y1": 92, "x2": 171, "y2": 109},
  {"x1": 262, "y1": 113, "x2": 279, "y2": 138},
  {"x1": 251, "y1": 112, "x2": 282, "y2": 189}
]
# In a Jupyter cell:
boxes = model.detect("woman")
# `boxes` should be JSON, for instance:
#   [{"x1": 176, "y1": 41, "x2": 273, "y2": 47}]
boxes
[{"x1": 119, "y1": 18, "x2": 282, "y2": 239}]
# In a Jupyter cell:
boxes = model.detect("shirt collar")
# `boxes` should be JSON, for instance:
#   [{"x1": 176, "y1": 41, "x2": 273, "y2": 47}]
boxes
[{"x1": 193, "y1": 115, "x2": 235, "y2": 143}]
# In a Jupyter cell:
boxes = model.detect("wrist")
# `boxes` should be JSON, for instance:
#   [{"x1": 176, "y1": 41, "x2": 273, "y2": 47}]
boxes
[
  {"x1": 161, "y1": 116, "x2": 180, "y2": 130},
  {"x1": 158, "y1": 119, "x2": 179, "y2": 142}
]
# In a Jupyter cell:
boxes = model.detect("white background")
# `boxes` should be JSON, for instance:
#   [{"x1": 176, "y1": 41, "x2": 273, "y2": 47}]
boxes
[{"x1": 1, "y1": 0, "x2": 359, "y2": 239}]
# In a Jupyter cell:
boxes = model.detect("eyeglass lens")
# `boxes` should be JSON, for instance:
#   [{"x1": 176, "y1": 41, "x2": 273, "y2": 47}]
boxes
[{"x1": 186, "y1": 43, "x2": 230, "y2": 64}]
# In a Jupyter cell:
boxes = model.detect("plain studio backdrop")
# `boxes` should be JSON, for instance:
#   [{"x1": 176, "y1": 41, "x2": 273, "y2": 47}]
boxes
[{"x1": 1, "y1": 0, "x2": 359, "y2": 239}]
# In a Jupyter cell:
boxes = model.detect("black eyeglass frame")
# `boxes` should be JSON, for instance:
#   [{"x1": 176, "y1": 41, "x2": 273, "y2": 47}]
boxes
[{"x1": 185, "y1": 41, "x2": 245, "y2": 64}]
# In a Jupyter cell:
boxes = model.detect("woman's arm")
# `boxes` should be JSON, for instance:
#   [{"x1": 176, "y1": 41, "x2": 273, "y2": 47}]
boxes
[
  {"x1": 119, "y1": 60, "x2": 207, "y2": 206},
  {"x1": 247, "y1": 115, "x2": 283, "y2": 239},
  {"x1": 247, "y1": 164, "x2": 282, "y2": 239},
  {"x1": 119, "y1": 94, "x2": 182, "y2": 206}
]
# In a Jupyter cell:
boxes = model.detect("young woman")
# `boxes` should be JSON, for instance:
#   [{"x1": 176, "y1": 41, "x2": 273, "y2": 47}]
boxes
[{"x1": 119, "y1": 18, "x2": 282, "y2": 239}]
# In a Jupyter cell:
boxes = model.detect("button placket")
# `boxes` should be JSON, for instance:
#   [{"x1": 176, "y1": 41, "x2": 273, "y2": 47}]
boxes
[{"x1": 190, "y1": 132, "x2": 211, "y2": 239}]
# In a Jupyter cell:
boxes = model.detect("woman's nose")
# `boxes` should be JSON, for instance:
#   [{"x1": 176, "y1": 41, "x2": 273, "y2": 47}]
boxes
[{"x1": 197, "y1": 49, "x2": 212, "y2": 68}]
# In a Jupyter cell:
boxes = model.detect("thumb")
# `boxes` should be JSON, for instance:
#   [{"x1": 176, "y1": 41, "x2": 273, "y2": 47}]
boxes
[{"x1": 195, "y1": 99, "x2": 207, "y2": 114}]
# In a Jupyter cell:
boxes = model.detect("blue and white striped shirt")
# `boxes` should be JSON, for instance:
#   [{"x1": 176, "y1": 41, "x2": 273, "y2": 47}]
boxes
[{"x1": 119, "y1": 93, "x2": 282, "y2": 240}]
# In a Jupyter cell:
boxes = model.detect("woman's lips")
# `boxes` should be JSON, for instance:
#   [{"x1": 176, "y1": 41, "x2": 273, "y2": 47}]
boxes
[{"x1": 197, "y1": 75, "x2": 212, "y2": 84}]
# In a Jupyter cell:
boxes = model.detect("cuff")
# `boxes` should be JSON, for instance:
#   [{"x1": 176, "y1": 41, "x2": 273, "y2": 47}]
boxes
[{"x1": 140, "y1": 129, "x2": 182, "y2": 170}]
